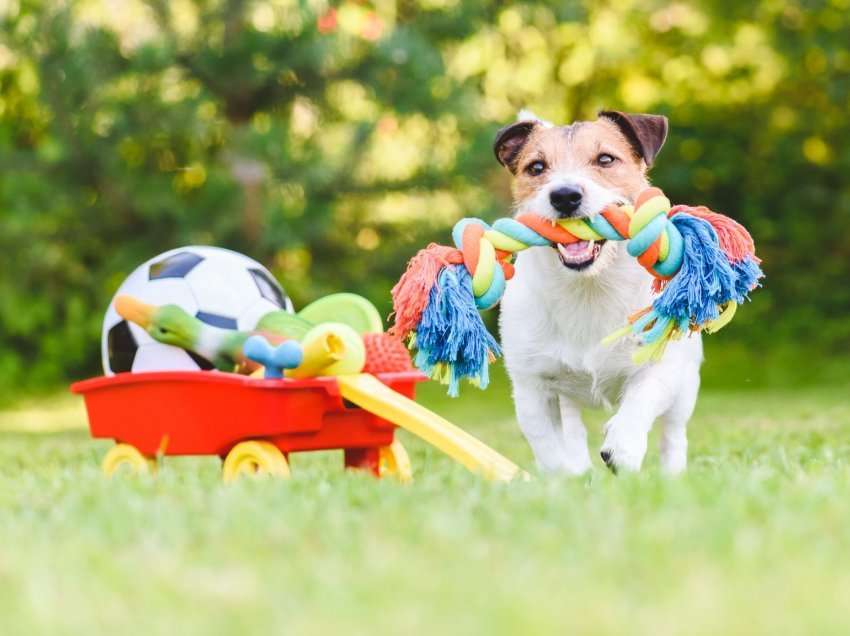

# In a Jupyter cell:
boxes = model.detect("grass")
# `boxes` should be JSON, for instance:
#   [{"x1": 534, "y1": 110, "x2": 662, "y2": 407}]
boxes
[{"x1": 1, "y1": 364, "x2": 849, "y2": 636}]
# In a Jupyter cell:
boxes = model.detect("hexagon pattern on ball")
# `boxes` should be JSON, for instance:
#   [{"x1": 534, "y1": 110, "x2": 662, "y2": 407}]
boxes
[
  {"x1": 101, "y1": 246, "x2": 293, "y2": 375},
  {"x1": 106, "y1": 320, "x2": 137, "y2": 374}
]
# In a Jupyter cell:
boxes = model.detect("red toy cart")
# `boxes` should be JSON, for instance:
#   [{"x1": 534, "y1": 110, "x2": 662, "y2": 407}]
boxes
[{"x1": 71, "y1": 370, "x2": 426, "y2": 481}]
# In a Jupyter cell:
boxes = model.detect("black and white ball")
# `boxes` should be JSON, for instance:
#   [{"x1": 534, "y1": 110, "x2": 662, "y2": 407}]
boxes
[{"x1": 102, "y1": 246, "x2": 293, "y2": 375}]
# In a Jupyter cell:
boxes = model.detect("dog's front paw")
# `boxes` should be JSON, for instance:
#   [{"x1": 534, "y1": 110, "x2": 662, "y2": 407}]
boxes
[
  {"x1": 600, "y1": 418, "x2": 648, "y2": 474},
  {"x1": 557, "y1": 456, "x2": 594, "y2": 477},
  {"x1": 536, "y1": 454, "x2": 593, "y2": 477}
]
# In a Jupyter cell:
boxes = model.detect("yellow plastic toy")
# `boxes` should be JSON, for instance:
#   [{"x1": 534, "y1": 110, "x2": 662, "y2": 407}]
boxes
[
  {"x1": 263, "y1": 322, "x2": 526, "y2": 481},
  {"x1": 337, "y1": 374, "x2": 523, "y2": 481}
]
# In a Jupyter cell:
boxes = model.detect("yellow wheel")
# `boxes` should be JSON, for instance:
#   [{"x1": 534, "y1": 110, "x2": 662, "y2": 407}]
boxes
[
  {"x1": 222, "y1": 441, "x2": 290, "y2": 483},
  {"x1": 102, "y1": 443, "x2": 156, "y2": 477},
  {"x1": 379, "y1": 439, "x2": 413, "y2": 483}
]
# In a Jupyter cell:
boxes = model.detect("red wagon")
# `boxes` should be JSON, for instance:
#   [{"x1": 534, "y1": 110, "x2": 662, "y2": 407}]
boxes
[{"x1": 71, "y1": 370, "x2": 426, "y2": 481}]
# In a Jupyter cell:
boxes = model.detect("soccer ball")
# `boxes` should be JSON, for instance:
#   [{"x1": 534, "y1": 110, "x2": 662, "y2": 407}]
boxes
[{"x1": 102, "y1": 246, "x2": 293, "y2": 375}]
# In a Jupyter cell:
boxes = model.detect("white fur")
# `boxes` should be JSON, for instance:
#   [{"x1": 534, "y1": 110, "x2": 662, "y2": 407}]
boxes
[
  {"x1": 500, "y1": 167, "x2": 703, "y2": 475},
  {"x1": 518, "y1": 109, "x2": 554, "y2": 128}
]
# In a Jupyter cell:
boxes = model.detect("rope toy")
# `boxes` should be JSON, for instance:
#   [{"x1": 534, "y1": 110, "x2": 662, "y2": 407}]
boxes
[{"x1": 389, "y1": 187, "x2": 763, "y2": 395}]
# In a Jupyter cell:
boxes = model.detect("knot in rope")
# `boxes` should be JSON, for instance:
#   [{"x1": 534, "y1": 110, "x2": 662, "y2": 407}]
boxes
[{"x1": 450, "y1": 187, "x2": 685, "y2": 310}]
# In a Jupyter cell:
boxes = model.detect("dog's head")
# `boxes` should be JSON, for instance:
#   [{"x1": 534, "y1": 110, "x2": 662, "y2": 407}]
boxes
[{"x1": 494, "y1": 111, "x2": 668, "y2": 276}]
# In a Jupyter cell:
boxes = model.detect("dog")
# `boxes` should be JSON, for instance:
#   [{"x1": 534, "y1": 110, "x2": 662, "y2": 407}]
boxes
[{"x1": 494, "y1": 110, "x2": 702, "y2": 475}]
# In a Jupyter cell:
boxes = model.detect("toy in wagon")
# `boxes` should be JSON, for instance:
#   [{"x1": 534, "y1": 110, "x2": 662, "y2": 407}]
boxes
[{"x1": 73, "y1": 246, "x2": 525, "y2": 482}]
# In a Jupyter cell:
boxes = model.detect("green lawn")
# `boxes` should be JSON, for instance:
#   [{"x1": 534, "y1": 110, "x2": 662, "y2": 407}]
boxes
[{"x1": 1, "y1": 365, "x2": 849, "y2": 635}]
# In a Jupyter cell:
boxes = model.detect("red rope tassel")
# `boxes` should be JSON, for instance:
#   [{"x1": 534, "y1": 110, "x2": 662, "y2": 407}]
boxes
[
  {"x1": 388, "y1": 243, "x2": 463, "y2": 339},
  {"x1": 670, "y1": 205, "x2": 760, "y2": 264}
]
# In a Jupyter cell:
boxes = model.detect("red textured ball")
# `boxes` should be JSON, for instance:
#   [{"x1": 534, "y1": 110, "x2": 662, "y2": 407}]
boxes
[{"x1": 363, "y1": 333, "x2": 414, "y2": 373}]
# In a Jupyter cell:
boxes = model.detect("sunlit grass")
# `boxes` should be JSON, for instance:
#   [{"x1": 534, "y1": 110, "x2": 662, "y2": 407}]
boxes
[{"x1": 1, "y1": 367, "x2": 849, "y2": 635}]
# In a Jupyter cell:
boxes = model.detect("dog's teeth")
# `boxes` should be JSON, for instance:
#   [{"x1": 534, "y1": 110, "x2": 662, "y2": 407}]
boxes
[{"x1": 557, "y1": 240, "x2": 596, "y2": 264}]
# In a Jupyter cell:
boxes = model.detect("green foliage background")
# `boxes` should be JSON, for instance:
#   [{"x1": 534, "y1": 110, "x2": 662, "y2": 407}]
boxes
[{"x1": 1, "y1": 0, "x2": 849, "y2": 397}]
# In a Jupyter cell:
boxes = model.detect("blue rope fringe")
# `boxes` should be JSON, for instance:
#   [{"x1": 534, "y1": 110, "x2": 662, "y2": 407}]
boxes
[
  {"x1": 413, "y1": 266, "x2": 500, "y2": 396},
  {"x1": 653, "y1": 214, "x2": 737, "y2": 326}
]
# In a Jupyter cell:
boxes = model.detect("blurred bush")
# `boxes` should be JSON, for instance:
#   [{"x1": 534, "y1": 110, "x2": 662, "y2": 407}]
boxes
[{"x1": 1, "y1": 0, "x2": 848, "y2": 396}]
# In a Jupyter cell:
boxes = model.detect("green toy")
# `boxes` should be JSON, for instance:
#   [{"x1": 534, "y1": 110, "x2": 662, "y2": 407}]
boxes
[
  {"x1": 115, "y1": 296, "x2": 260, "y2": 371},
  {"x1": 254, "y1": 311, "x2": 314, "y2": 341},
  {"x1": 297, "y1": 293, "x2": 384, "y2": 335}
]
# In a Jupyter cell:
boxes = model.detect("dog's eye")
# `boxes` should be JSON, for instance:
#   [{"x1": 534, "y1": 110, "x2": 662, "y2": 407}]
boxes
[
  {"x1": 526, "y1": 160, "x2": 547, "y2": 176},
  {"x1": 596, "y1": 153, "x2": 617, "y2": 167}
]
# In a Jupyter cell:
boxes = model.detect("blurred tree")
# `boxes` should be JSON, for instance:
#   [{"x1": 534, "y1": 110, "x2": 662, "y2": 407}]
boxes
[
  {"x1": 0, "y1": 0, "x2": 503, "y2": 393},
  {"x1": 0, "y1": 0, "x2": 848, "y2": 396}
]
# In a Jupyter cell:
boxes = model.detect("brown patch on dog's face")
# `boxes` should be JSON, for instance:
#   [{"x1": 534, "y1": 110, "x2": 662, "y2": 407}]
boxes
[{"x1": 509, "y1": 119, "x2": 650, "y2": 205}]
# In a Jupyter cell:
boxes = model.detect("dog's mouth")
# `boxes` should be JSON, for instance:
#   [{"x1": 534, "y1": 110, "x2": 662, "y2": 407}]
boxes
[{"x1": 555, "y1": 240, "x2": 606, "y2": 270}]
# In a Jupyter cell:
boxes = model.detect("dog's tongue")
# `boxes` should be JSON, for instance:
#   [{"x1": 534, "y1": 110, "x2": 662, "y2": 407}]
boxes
[
  {"x1": 556, "y1": 240, "x2": 595, "y2": 265},
  {"x1": 561, "y1": 240, "x2": 591, "y2": 256}
]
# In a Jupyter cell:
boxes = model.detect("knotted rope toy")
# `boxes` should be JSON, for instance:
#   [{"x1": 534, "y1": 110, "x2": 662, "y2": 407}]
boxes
[{"x1": 389, "y1": 187, "x2": 763, "y2": 395}]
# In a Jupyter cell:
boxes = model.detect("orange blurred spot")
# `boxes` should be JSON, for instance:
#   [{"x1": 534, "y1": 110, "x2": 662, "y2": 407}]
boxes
[
  {"x1": 361, "y1": 12, "x2": 384, "y2": 41},
  {"x1": 317, "y1": 9, "x2": 338, "y2": 34}
]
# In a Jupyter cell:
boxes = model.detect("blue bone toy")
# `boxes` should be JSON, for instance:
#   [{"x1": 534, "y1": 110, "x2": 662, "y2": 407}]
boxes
[{"x1": 243, "y1": 335, "x2": 304, "y2": 379}]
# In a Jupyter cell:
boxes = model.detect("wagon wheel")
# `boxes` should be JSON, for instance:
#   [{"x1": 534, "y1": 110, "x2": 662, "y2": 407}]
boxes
[
  {"x1": 102, "y1": 443, "x2": 157, "y2": 477},
  {"x1": 378, "y1": 440, "x2": 413, "y2": 483},
  {"x1": 222, "y1": 441, "x2": 290, "y2": 483}
]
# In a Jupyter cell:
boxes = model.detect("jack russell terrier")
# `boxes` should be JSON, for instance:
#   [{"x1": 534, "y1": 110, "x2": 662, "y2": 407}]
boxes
[{"x1": 494, "y1": 110, "x2": 702, "y2": 475}]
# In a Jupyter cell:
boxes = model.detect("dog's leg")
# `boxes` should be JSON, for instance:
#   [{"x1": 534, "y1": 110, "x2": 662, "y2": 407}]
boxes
[
  {"x1": 600, "y1": 371, "x2": 677, "y2": 473},
  {"x1": 659, "y1": 365, "x2": 700, "y2": 475},
  {"x1": 558, "y1": 396, "x2": 592, "y2": 475},
  {"x1": 511, "y1": 376, "x2": 569, "y2": 473}
]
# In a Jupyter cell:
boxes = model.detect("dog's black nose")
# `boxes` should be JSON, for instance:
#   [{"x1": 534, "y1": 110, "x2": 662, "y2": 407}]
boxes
[{"x1": 549, "y1": 186, "x2": 583, "y2": 217}]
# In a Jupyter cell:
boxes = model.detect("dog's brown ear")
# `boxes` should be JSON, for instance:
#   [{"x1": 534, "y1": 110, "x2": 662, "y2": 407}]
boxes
[
  {"x1": 599, "y1": 111, "x2": 668, "y2": 167},
  {"x1": 493, "y1": 121, "x2": 537, "y2": 173}
]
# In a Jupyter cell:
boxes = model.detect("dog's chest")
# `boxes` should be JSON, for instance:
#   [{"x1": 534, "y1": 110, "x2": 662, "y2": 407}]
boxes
[
  {"x1": 533, "y1": 298, "x2": 636, "y2": 405},
  {"x1": 499, "y1": 250, "x2": 653, "y2": 407}
]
